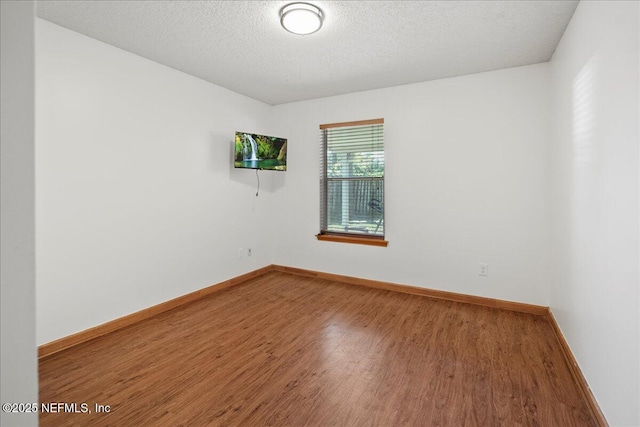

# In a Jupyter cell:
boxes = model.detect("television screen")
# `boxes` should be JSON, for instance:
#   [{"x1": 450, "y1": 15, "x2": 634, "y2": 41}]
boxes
[{"x1": 234, "y1": 131, "x2": 287, "y2": 171}]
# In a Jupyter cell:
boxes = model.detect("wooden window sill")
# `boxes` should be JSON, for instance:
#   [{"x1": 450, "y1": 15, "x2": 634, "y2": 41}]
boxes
[{"x1": 316, "y1": 234, "x2": 389, "y2": 247}]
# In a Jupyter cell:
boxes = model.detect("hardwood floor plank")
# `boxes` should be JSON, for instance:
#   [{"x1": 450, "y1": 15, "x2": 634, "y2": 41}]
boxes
[{"x1": 39, "y1": 272, "x2": 596, "y2": 426}]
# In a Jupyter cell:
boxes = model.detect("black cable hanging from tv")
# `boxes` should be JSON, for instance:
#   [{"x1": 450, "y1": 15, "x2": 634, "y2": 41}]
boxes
[{"x1": 256, "y1": 169, "x2": 260, "y2": 197}]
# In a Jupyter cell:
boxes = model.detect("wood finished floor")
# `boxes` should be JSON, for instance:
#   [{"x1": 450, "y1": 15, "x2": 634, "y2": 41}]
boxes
[{"x1": 39, "y1": 271, "x2": 595, "y2": 426}]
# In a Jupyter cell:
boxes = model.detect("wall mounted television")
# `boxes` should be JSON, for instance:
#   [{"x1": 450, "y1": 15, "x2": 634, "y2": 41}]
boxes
[{"x1": 234, "y1": 131, "x2": 287, "y2": 171}]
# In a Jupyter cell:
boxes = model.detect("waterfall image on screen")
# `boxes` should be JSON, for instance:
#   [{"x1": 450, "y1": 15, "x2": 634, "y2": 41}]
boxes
[{"x1": 234, "y1": 132, "x2": 287, "y2": 171}]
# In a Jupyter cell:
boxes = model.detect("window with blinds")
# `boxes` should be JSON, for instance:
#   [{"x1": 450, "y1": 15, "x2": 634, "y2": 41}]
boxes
[{"x1": 319, "y1": 118, "x2": 386, "y2": 244}]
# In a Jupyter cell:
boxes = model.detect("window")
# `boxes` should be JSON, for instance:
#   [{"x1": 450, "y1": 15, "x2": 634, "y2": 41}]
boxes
[{"x1": 317, "y1": 118, "x2": 387, "y2": 246}]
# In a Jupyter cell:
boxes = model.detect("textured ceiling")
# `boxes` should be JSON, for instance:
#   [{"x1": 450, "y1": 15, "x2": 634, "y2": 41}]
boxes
[{"x1": 36, "y1": 0, "x2": 579, "y2": 105}]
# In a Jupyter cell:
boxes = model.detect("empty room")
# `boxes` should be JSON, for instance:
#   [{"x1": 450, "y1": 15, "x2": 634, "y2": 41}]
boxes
[{"x1": 1, "y1": 1, "x2": 639, "y2": 426}]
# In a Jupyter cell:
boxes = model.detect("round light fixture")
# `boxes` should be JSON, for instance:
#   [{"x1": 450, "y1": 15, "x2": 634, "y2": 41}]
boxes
[{"x1": 280, "y1": 2, "x2": 323, "y2": 35}]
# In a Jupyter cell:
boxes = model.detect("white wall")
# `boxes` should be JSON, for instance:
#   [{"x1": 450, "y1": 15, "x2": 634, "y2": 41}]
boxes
[
  {"x1": 272, "y1": 64, "x2": 551, "y2": 306},
  {"x1": 34, "y1": 5, "x2": 640, "y2": 424},
  {"x1": 1, "y1": 2, "x2": 39, "y2": 426},
  {"x1": 549, "y1": 1, "x2": 639, "y2": 425},
  {"x1": 36, "y1": 20, "x2": 282, "y2": 345}
]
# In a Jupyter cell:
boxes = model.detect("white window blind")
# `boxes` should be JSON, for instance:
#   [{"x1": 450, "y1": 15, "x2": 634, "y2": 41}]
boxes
[{"x1": 319, "y1": 118, "x2": 385, "y2": 239}]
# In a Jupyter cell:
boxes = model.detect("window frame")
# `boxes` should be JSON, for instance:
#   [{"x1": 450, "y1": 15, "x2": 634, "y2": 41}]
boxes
[{"x1": 316, "y1": 118, "x2": 388, "y2": 247}]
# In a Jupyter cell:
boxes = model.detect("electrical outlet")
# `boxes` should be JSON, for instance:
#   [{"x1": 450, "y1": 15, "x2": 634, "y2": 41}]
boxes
[
  {"x1": 238, "y1": 248, "x2": 245, "y2": 258},
  {"x1": 479, "y1": 263, "x2": 488, "y2": 276}
]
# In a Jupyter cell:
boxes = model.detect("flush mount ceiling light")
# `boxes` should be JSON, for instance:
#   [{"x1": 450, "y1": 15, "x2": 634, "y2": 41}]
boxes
[{"x1": 280, "y1": 2, "x2": 324, "y2": 35}]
